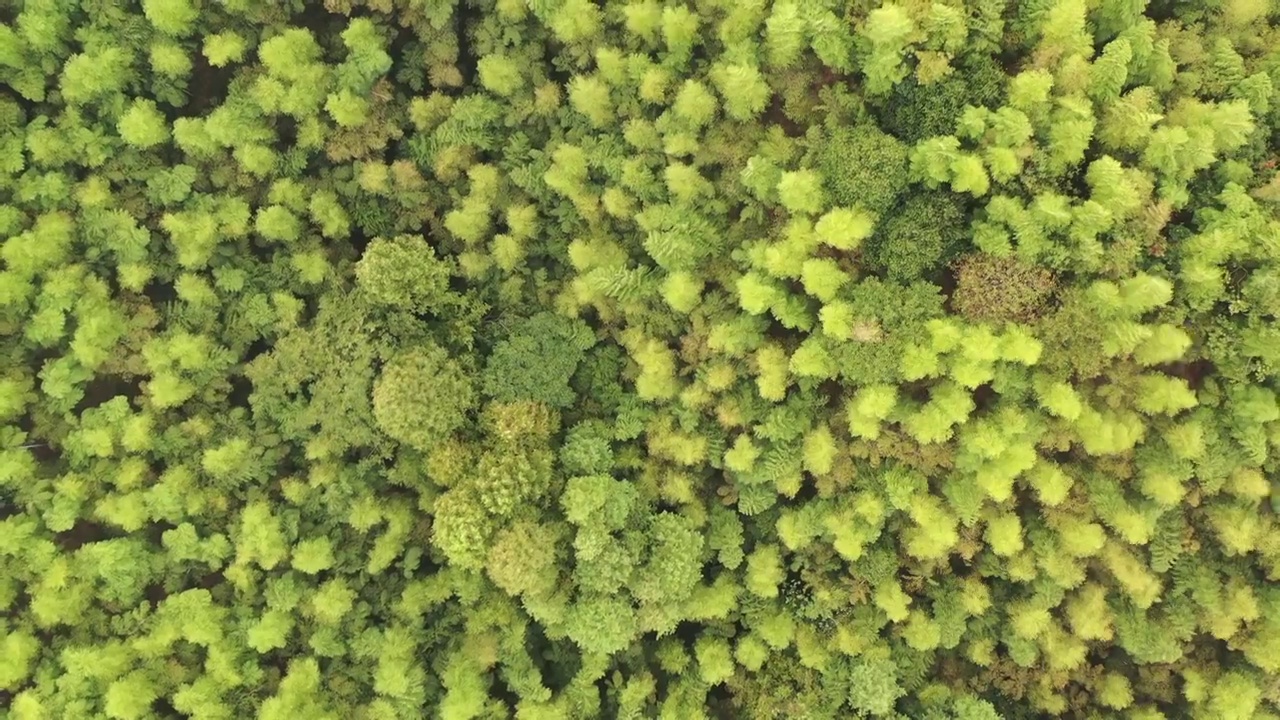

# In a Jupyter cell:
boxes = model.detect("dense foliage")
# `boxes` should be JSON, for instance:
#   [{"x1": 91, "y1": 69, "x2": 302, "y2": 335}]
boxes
[{"x1": 2, "y1": 1, "x2": 1280, "y2": 718}]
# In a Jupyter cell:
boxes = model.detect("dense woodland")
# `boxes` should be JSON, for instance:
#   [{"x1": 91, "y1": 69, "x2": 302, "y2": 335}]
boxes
[{"x1": 2, "y1": 0, "x2": 1280, "y2": 718}]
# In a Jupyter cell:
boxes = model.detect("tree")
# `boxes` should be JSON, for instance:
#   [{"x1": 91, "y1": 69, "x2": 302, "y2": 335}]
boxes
[
  {"x1": 143, "y1": 0, "x2": 198, "y2": 36},
  {"x1": 569, "y1": 75, "x2": 613, "y2": 127},
  {"x1": 430, "y1": 487, "x2": 496, "y2": 570},
  {"x1": 878, "y1": 57, "x2": 1006, "y2": 142},
  {"x1": 355, "y1": 235, "x2": 454, "y2": 311},
  {"x1": 710, "y1": 62, "x2": 770, "y2": 121},
  {"x1": 777, "y1": 170, "x2": 826, "y2": 215},
  {"x1": 204, "y1": 32, "x2": 246, "y2": 66},
  {"x1": 866, "y1": 192, "x2": 967, "y2": 280},
  {"x1": 566, "y1": 595, "x2": 638, "y2": 655},
  {"x1": 814, "y1": 126, "x2": 909, "y2": 214},
  {"x1": 373, "y1": 344, "x2": 475, "y2": 450},
  {"x1": 847, "y1": 657, "x2": 903, "y2": 716},
  {"x1": 481, "y1": 313, "x2": 595, "y2": 408},
  {"x1": 477, "y1": 54, "x2": 524, "y2": 97},
  {"x1": 118, "y1": 99, "x2": 170, "y2": 148},
  {"x1": 6, "y1": 3, "x2": 1280, "y2": 718},
  {"x1": 487, "y1": 520, "x2": 560, "y2": 598},
  {"x1": 951, "y1": 253, "x2": 1056, "y2": 322}
]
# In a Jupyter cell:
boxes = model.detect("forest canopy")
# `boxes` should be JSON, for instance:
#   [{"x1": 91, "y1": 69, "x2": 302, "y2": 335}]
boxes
[{"x1": 2, "y1": 0, "x2": 1280, "y2": 719}]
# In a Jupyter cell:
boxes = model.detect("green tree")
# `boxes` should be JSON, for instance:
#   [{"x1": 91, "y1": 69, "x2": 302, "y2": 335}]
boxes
[
  {"x1": 814, "y1": 125, "x2": 910, "y2": 214},
  {"x1": 867, "y1": 192, "x2": 968, "y2": 280},
  {"x1": 373, "y1": 344, "x2": 475, "y2": 450},
  {"x1": 481, "y1": 313, "x2": 595, "y2": 408}
]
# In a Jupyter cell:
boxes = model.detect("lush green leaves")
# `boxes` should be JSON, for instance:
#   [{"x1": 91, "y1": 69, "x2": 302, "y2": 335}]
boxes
[
  {"x1": 373, "y1": 344, "x2": 475, "y2": 451},
  {"x1": 4, "y1": 2, "x2": 1280, "y2": 719}
]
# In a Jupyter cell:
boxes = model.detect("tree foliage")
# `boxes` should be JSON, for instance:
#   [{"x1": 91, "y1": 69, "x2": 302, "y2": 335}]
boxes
[{"x1": 2, "y1": 2, "x2": 1279, "y2": 719}]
